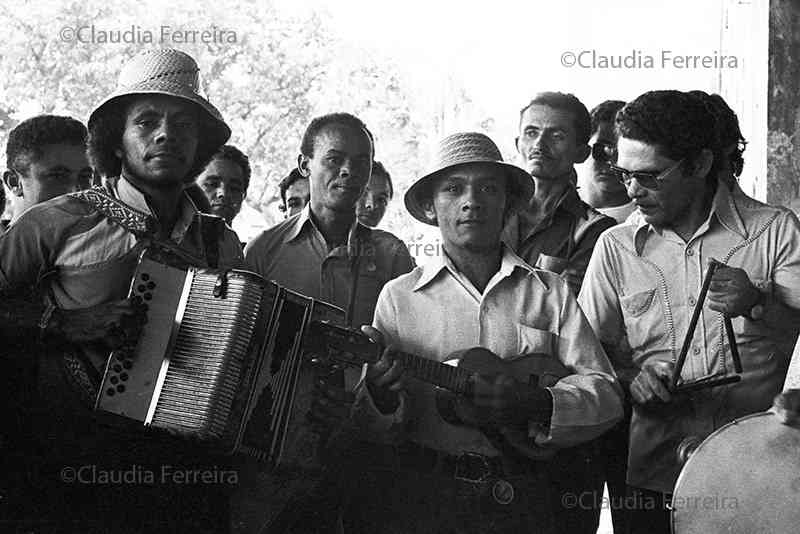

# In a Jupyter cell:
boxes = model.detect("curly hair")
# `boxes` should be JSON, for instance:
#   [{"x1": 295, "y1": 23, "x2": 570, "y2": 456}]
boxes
[
  {"x1": 88, "y1": 96, "x2": 223, "y2": 182},
  {"x1": 616, "y1": 90, "x2": 723, "y2": 183},
  {"x1": 688, "y1": 91, "x2": 746, "y2": 179},
  {"x1": 6, "y1": 115, "x2": 88, "y2": 173},
  {"x1": 371, "y1": 160, "x2": 393, "y2": 199},
  {"x1": 207, "y1": 144, "x2": 251, "y2": 192},
  {"x1": 519, "y1": 92, "x2": 591, "y2": 145},
  {"x1": 299, "y1": 112, "x2": 374, "y2": 158},
  {"x1": 589, "y1": 100, "x2": 626, "y2": 136}
]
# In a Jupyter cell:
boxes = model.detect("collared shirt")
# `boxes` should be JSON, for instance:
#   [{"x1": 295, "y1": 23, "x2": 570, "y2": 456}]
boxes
[
  {"x1": 244, "y1": 204, "x2": 415, "y2": 327},
  {"x1": 578, "y1": 183, "x2": 800, "y2": 493},
  {"x1": 598, "y1": 201, "x2": 637, "y2": 224},
  {"x1": 502, "y1": 185, "x2": 615, "y2": 294},
  {"x1": 0, "y1": 176, "x2": 244, "y2": 459},
  {"x1": 0, "y1": 177, "x2": 243, "y2": 308},
  {"x1": 243, "y1": 204, "x2": 413, "y2": 461},
  {"x1": 367, "y1": 246, "x2": 622, "y2": 456}
]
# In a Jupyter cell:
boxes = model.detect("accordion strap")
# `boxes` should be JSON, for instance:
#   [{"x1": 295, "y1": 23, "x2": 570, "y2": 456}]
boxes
[{"x1": 68, "y1": 184, "x2": 155, "y2": 237}]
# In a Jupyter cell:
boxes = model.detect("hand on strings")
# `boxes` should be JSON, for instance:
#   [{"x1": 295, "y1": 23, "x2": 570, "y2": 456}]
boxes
[
  {"x1": 470, "y1": 374, "x2": 550, "y2": 428},
  {"x1": 361, "y1": 325, "x2": 405, "y2": 413}
]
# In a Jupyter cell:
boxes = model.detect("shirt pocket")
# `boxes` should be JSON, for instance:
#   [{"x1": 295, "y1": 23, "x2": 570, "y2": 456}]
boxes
[
  {"x1": 516, "y1": 322, "x2": 555, "y2": 357},
  {"x1": 619, "y1": 287, "x2": 664, "y2": 350},
  {"x1": 516, "y1": 323, "x2": 563, "y2": 387}
]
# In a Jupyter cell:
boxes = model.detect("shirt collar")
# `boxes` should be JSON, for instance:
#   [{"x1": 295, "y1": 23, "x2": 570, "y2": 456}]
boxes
[
  {"x1": 504, "y1": 184, "x2": 588, "y2": 248},
  {"x1": 633, "y1": 183, "x2": 747, "y2": 255},
  {"x1": 412, "y1": 243, "x2": 537, "y2": 292},
  {"x1": 115, "y1": 176, "x2": 198, "y2": 242},
  {"x1": 559, "y1": 185, "x2": 589, "y2": 219},
  {"x1": 284, "y1": 204, "x2": 366, "y2": 255},
  {"x1": 283, "y1": 204, "x2": 313, "y2": 243}
]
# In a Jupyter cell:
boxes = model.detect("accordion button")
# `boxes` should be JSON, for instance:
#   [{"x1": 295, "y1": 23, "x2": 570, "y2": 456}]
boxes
[
  {"x1": 116, "y1": 385, "x2": 125, "y2": 393},
  {"x1": 132, "y1": 295, "x2": 143, "y2": 305},
  {"x1": 120, "y1": 373, "x2": 129, "y2": 382},
  {"x1": 123, "y1": 360, "x2": 133, "y2": 370},
  {"x1": 113, "y1": 364, "x2": 122, "y2": 372},
  {"x1": 110, "y1": 376, "x2": 118, "y2": 384},
  {"x1": 147, "y1": 281, "x2": 156, "y2": 290},
  {"x1": 141, "y1": 273, "x2": 150, "y2": 281},
  {"x1": 144, "y1": 293, "x2": 152, "y2": 301},
  {"x1": 137, "y1": 285, "x2": 146, "y2": 293},
  {"x1": 106, "y1": 388, "x2": 115, "y2": 396}
]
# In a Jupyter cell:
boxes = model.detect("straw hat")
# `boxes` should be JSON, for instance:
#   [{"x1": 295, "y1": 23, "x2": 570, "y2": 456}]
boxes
[
  {"x1": 404, "y1": 132, "x2": 534, "y2": 225},
  {"x1": 88, "y1": 49, "x2": 230, "y2": 149}
]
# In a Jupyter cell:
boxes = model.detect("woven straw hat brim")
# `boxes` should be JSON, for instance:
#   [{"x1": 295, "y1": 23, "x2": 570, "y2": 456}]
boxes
[
  {"x1": 404, "y1": 160, "x2": 534, "y2": 226},
  {"x1": 88, "y1": 82, "x2": 231, "y2": 149}
]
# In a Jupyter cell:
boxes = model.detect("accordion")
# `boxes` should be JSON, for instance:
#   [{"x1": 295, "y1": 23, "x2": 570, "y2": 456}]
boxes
[{"x1": 94, "y1": 249, "x2": 345, "y2": 464}]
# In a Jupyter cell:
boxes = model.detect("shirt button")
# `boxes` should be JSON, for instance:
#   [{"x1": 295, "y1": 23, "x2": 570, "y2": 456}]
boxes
[
  {"x1": 688, "y1": 297, "x2": 696, "y2": 307},
  {"x1": 686, "y1": 248, "x2": 694, "y2": 256},
  {"x1": 693, "y1": 347, "x2": 701, "y2": 355}
]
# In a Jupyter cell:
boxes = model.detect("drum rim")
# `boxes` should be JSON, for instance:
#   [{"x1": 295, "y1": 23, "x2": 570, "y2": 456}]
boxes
[{"x1": 670, "y1": 410, "x2": 777, "y2": 531}]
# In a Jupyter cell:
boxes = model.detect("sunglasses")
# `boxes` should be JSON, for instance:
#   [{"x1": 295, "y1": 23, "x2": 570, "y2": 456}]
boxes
[
  {"x1": 609, "y1": 159, "x2": 685, "y2": 191},
  {"x1": 591, "y1": 142, "x2": 617, "y2": 164}
]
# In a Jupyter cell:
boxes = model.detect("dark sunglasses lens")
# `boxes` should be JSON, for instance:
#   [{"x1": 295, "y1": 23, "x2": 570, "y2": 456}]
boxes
[
  {"x1": 592, "y1": 143, "x2": 616, "y2": 163},
  {"x1": 612, "y1": 167, "x2": 660, "y2": 190},
  {"x1": 634, "y1": 174, "x2": 660, "y2": 189}
]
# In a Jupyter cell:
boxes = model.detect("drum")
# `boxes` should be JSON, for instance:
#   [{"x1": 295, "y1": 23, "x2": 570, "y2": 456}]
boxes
[{"x1": 671, "y1": 412, "x2": 800, "y2": 534}]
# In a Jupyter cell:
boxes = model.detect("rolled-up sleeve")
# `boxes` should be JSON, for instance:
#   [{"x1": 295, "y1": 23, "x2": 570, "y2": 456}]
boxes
[{"x1": 536, "y1": 276, "x2": 623, "y2": 447}]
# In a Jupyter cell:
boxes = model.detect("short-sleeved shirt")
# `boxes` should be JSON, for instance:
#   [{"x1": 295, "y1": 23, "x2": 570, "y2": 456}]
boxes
[
  {"x1": 367, "y1": 245, "x2": 623, "y2": 456},
  {"x1": 244, "y1": 204, "x2": 415, "y2": 327},
  {"x1": 578, "y1": 183, "x2": 800, "y2": 493},
  {"x1": 503, "y1": 185, "x2": 616, "y2": 294}
]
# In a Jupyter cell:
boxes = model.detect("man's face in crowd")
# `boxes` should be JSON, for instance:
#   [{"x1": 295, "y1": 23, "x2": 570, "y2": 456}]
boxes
[
  {"x1": 283, "y1": 177, "x2": 309, "y2": 218},
  {"x1": 195, "y1": 158, "x2": 246, "y2": 224},
  {"x1": 424, "y1": 162, "x2": 508, "y2": 253},
  {"x1": 516, "y1": 104, "x2": 589, "y2": 180},
  {"x1": 5, "y1": 143, "x2": 92, "y2": 211},
  {"x1": 357, "y1": 171, "x2": 391, "y2": 227},
  {"x1": 616, "y1": 137, "x2": 705, "y2": 229},
  {"x1": 300, "y1": 123, "x2": 372, "y2": 215},
  {"x1": 117, "y1": 95, "x2": 199, "y2": 189},
  {"x1": 578, "y1": 120, "x2": 629, "y2": 198}
]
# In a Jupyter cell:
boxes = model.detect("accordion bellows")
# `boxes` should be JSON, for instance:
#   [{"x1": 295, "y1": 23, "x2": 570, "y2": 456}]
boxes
[{"x1": 95, "y1": 249, "x2": 344, "y2": 464}]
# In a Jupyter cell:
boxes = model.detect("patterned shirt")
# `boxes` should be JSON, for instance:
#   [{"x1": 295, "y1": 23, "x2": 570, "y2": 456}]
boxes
[
  {"x1": 0, "y1": 176, "x2": 244, "y2": 461},
  {"x1": 578, "y1": 183, "x2": 800, "y2": 493}
]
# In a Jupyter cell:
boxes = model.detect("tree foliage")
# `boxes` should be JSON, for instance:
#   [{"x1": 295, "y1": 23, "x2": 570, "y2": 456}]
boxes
[{"x1": 0, "y1": 0, "x2": 491, "y2": 240}]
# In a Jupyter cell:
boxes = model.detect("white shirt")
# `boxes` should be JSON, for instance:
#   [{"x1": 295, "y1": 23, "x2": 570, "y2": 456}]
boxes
[{"x1": 361, "y1": 246, "x2": 623, "y2": 456}]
